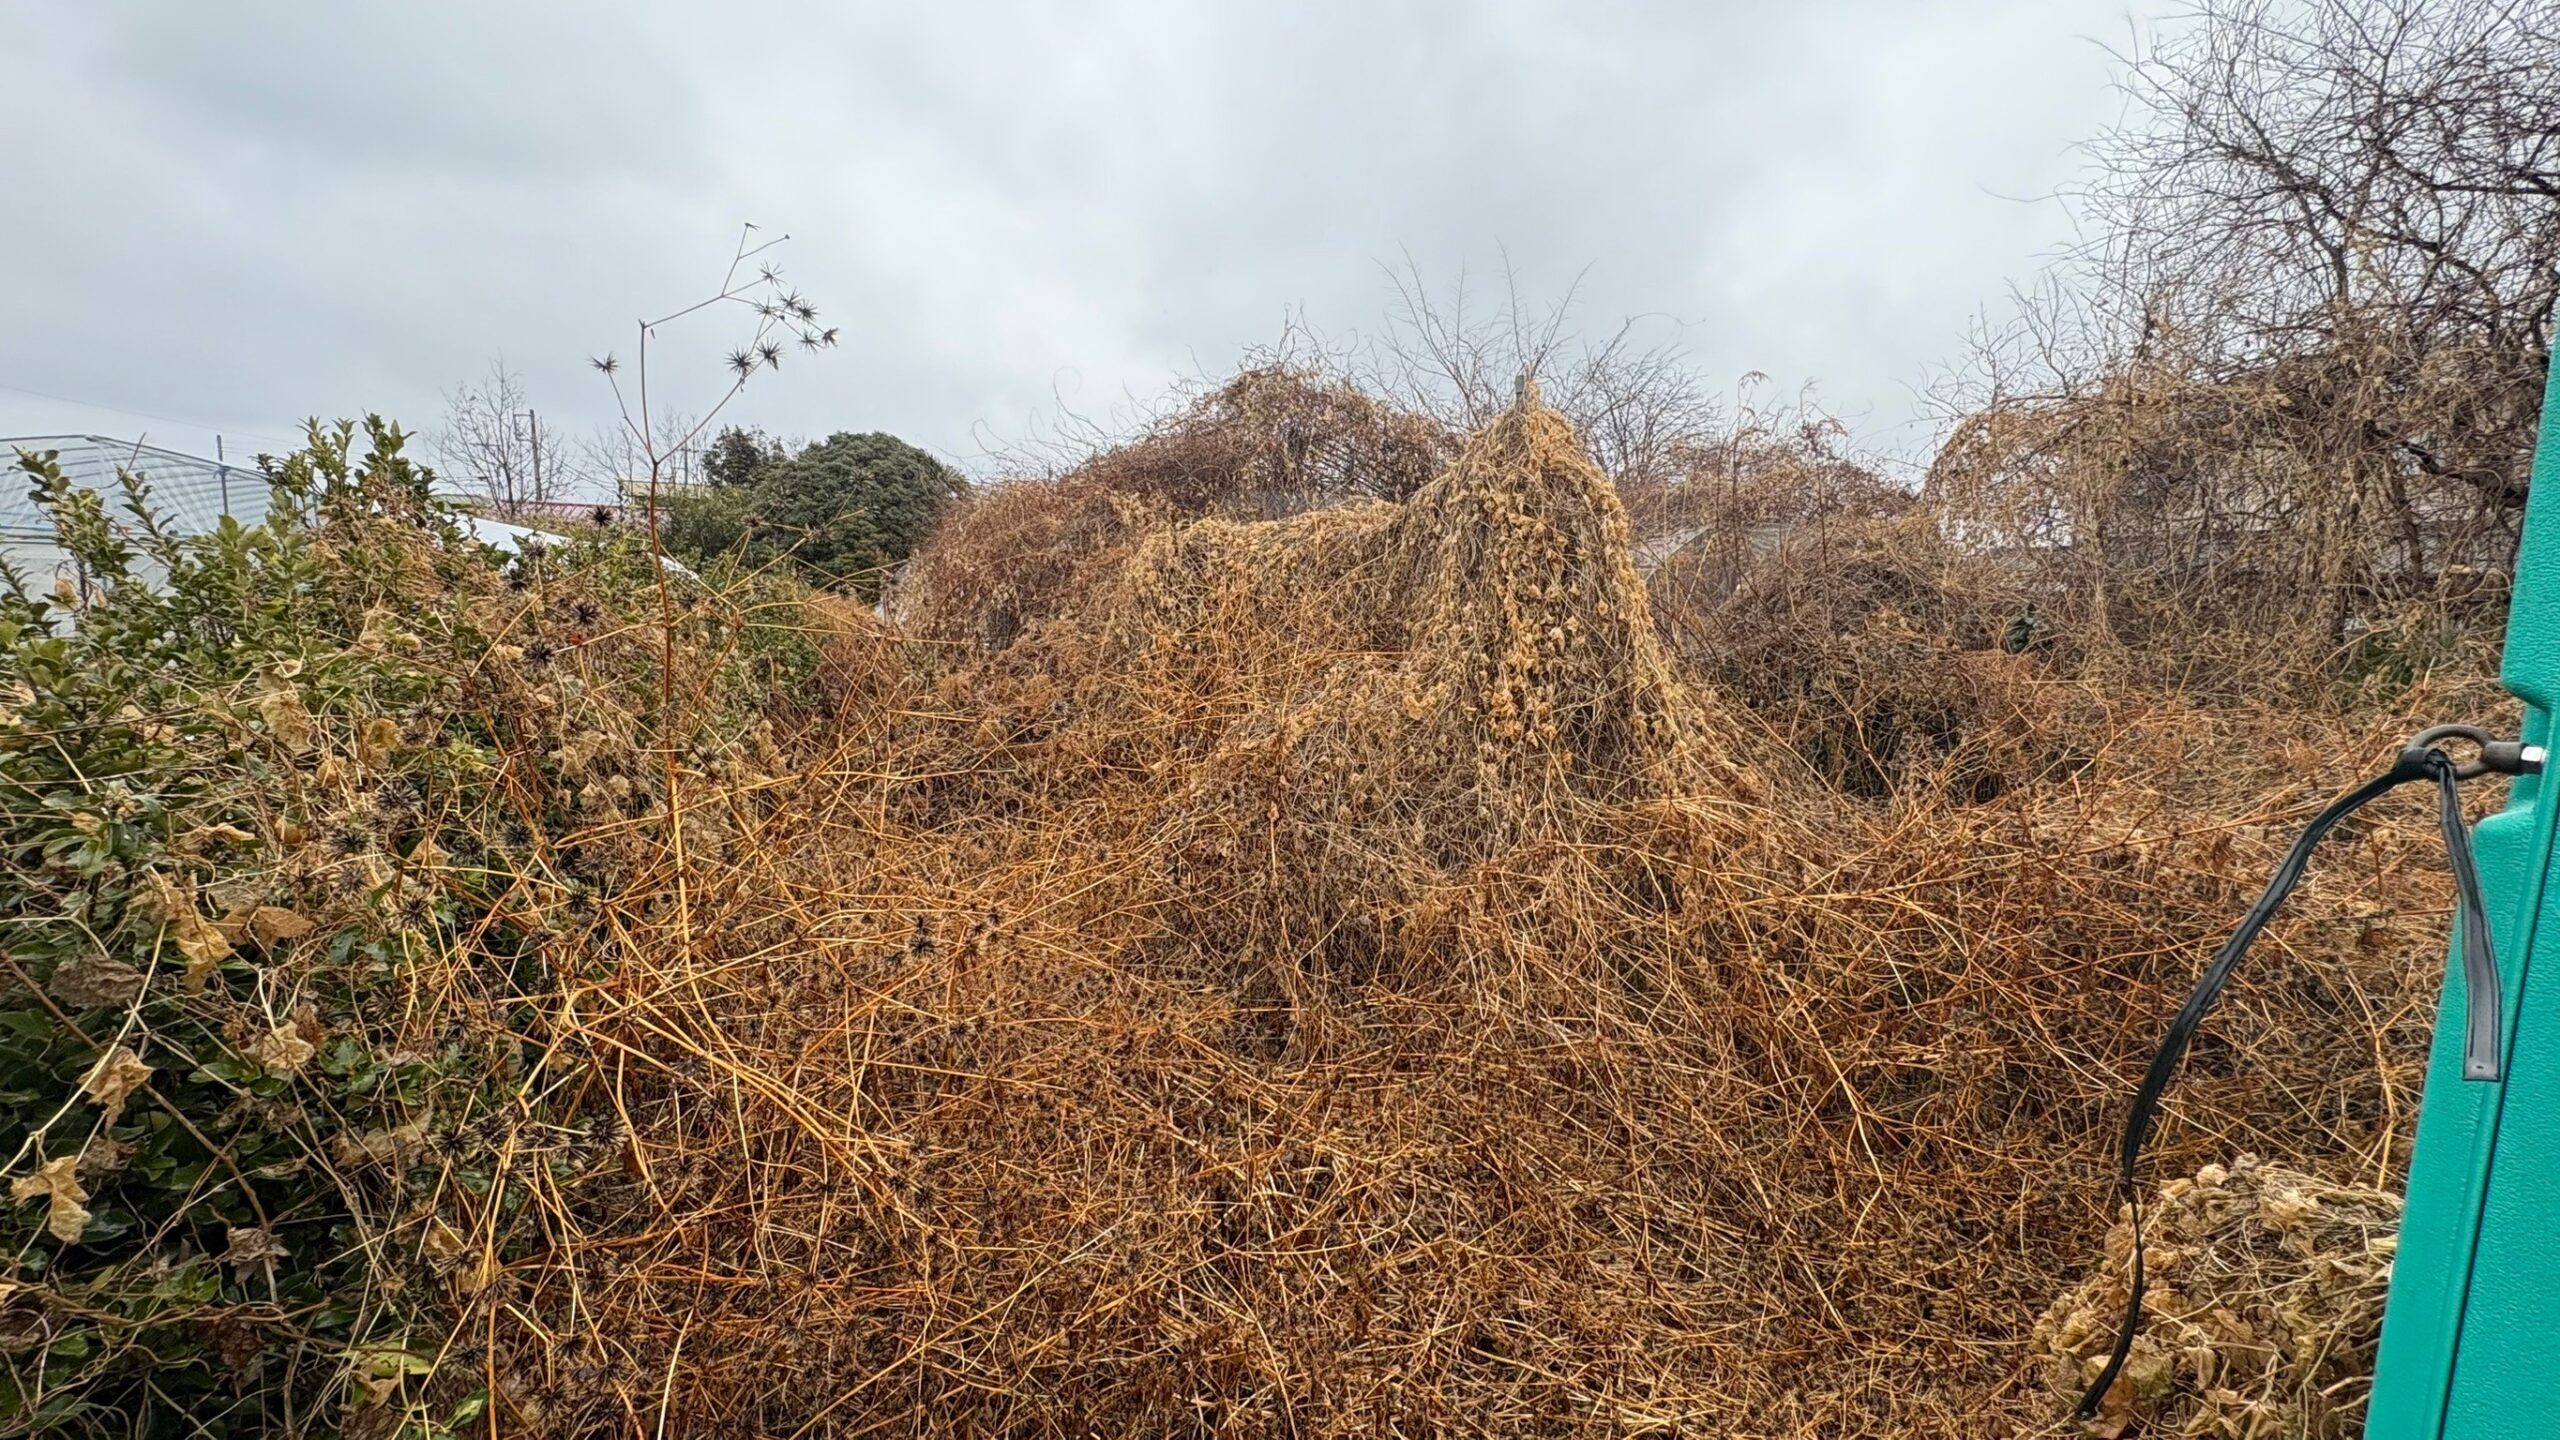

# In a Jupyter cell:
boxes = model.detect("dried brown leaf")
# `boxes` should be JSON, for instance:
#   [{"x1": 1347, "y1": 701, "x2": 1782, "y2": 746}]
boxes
[
  {"x1": 10, "y1": 1156, "x2": 91, "y2": 1243},
  {"x1": 48, "y1": 954, "x2": 145, "y2": 1010},
  {"x1": 250, "y1": 1026, "x2": 316, "y2": 1077},
  {"x1": 79, "y1": 1044, "x2": 153, "y2": 1121}
]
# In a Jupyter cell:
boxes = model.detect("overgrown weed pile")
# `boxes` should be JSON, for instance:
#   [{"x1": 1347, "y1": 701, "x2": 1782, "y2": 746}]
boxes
[
  {"x1": 895, "y1": 365, "x2": 1450, "y2": 653},
  {"x1": 0, "y1": 427, "x2": 814, "y2": 1437},
  {"x1": 4, "y1": 398, "x2": 2485, "y2": 1437},
  {"x1": 2033, "y1": 1155, "x2": 2401, "y2": 1438},
  {"x1": 481, "y1": 400, "x2": 2466, "y2": 1436}
]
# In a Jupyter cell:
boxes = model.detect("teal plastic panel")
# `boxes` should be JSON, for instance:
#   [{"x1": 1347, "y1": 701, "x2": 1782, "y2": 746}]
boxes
[{"x1": 2368, "y1": 353, "x2": 2560, "y2": 1438}]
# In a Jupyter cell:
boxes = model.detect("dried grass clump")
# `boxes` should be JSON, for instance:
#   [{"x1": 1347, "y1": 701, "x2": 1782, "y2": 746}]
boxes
[
  {"x1": 896, "y1": 365, "x2": 1452, "y2": 652},
  {"x1": 1071, "y1": 399, "x2": 1764, "y2": 1018},
  {"x1": 890, "y1": 474, "x2": 1162, "y2": 651},
  {"x1": 1653, "y1": 510, "x2": 2076, "y2": 801},
  {"x1": 1619, "y1": 409, "x2": 1912, "y2": 587},
  {"x1": 1091, "y1": 395, "x2": 1752, "y2": 820},
  {"x1": 1925, "y1": 343, "x2": 2518, "y2": 699},
  {"x1": 1081, "y1": 364, "x2": 1453, "y2": 516},
  {"x1": 2034, "y1": 1155, "x2": 2401, "y2": 1438},
  {"x1": 450, "y1": 395, "x2": 2458, "y2": 1437}
]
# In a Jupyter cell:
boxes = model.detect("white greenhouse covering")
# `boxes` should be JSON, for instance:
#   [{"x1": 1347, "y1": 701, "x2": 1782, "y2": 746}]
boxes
[{"x1": 2, "y1": 435, "x2": 683, "y2": 597}]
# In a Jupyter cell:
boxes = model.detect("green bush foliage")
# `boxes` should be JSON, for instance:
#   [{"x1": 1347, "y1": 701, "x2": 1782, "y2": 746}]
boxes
[
  {"x1": 699, "y1": 426, "x2": 783, "y2": 491},
  {"x1": 651, "y1": 428, "x2": 958, "y2": 595},
  {"x1": 744, "y1": 430, "x2": 958, "y2": 593},
  {"x1": 653, "y1": 482, "x2": 751, "y2": 572},
  {"x1": 0, "y1": 422, "x2": 814, "y2": 1438}
]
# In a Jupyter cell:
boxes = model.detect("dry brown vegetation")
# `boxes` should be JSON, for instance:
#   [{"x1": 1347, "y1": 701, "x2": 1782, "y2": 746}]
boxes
[
  {"x1": 2034, "y1": 1155, "x2": 2401, "y2": 1437},
  {"x1": 17, "y1": 6, "x2": 2547, "y2": 1436},
  {"x1": 894, "y1": 366, "x2": 1450, "y2": 652},
  {"x1": 435, "y1": 382, "x2": 2496, "y2": 1437}
]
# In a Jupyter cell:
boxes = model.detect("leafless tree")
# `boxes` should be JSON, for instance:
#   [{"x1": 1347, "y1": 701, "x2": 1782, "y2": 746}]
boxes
[
  {"x1": 435, "y1": 359, "x2": 574, "y2": 518},
  {"x1": 1362, "y1": 257, "x2": 1736, "y2": 525},
  {"x1": 1931, "y1": 0, "x2": 2560, "y2": 675},
  {"x1": 1367, "y1": 254, "x2": 1579, "y2": 428},
  {"x1": 583, "y1": 407, "x2": 708, "y2": 505},
  {"x1": 1546, "y1": 320, "x2": 1727, "y2": 510},
  {"x1": 2090, "y1": 0, "x2": 2560, "y2": 493}
]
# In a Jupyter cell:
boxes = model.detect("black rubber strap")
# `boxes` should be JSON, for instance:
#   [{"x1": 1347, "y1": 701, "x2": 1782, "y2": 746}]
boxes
[
  {"x1": 2077, "y1": 744, "x2": 2505, "y2": 1419},
  {"x1": 2434, "y1": 754, "x2": 2506, "y2": 1082}
]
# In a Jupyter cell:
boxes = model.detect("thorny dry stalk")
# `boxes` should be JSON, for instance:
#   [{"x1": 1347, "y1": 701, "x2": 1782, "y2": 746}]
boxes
[{"x1": 588, "y1": 225, "x2": 840, "y2": 961}]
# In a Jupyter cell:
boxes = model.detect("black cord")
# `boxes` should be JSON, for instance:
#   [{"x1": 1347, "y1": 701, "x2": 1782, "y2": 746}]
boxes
[{"x1": 2076, "y1": 743, "x2": 2505, "y2": 1420}]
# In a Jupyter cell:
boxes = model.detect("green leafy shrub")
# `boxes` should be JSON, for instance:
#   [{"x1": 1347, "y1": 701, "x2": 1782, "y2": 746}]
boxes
[
  {"x1": 653, "y1": 482, "x2": 752, "y2": 571},
  {"x1": 0, "y1": 421, "x2": 816, "y2": 1438},
  {"x1": 742, "y1": 432, "x2": 960, "y2": 595},
  {"x1": 699, "y1": 425, "x2": 784, "y2": 491}
]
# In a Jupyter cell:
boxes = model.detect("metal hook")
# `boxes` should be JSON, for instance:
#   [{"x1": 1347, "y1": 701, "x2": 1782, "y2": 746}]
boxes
[{"x1": 2409, "y1": 723, "x2": 2547, "y2": 780}]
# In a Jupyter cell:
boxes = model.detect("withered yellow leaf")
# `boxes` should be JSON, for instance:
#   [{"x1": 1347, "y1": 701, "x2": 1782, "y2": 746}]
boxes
[
  {"x1": 80, "y1": 1044, "x2": 153, "y2": 1121},
  {"x1": 250, "y1": 1026, "x2": 316, "y2": 1077},
  {"x1": 10, "y1": 1156, "x2": 91, "y2": 1243},
  {"x1": 357, "y1": 717, "x2": 400, "y2": 767},
  {"x1": 257, "y1": 683, "x2": 315, "y2": 752},
  {"x1": 248, "y1": 906, "x2": 316, "y2": 945}
]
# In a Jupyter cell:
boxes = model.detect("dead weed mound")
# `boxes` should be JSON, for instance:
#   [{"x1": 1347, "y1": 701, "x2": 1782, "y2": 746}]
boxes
[
  {"x1": 896, "y1": 365, "x2": 1451, "y2": 651},
  {"x1": 1095, "y1": 397, "x2": 1759, "y2": 824},
  {"x1": 478, "y1": 401, "x2": 2448, "y2": 1438},
  {"x1": 2035, "y1": 1156, "x2": 2400, "y2": 1438},
  {"x1": 1652, "y1": 510, "x2": 2090, "y2": 803}
]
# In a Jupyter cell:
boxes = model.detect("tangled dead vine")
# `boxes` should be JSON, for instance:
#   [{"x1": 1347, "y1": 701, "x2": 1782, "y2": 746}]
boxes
[
  {"x1": 2035, "y1": 1156, "x2": 2401, "y2": 1438},
  {"x1": 423, "y1": 395, "x2": 2476, "y2": 1437},
  {"x1": 3, "y1": 375, "x2": 2493, "y2": 1439}
]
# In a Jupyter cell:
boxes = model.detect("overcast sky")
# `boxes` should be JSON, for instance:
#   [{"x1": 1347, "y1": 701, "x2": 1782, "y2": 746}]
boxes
[{"x1": 1, "y1": 1, "x2": 2173, "y2": 490}]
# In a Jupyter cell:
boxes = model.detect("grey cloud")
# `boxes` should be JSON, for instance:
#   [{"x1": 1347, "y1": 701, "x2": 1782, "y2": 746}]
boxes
[
  {"x1": 0, "y1": 1, "x2": 2171, "y2": 483},
  {"x1": 69, "y1": 2, "x2": 705, "y2": 180}
]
